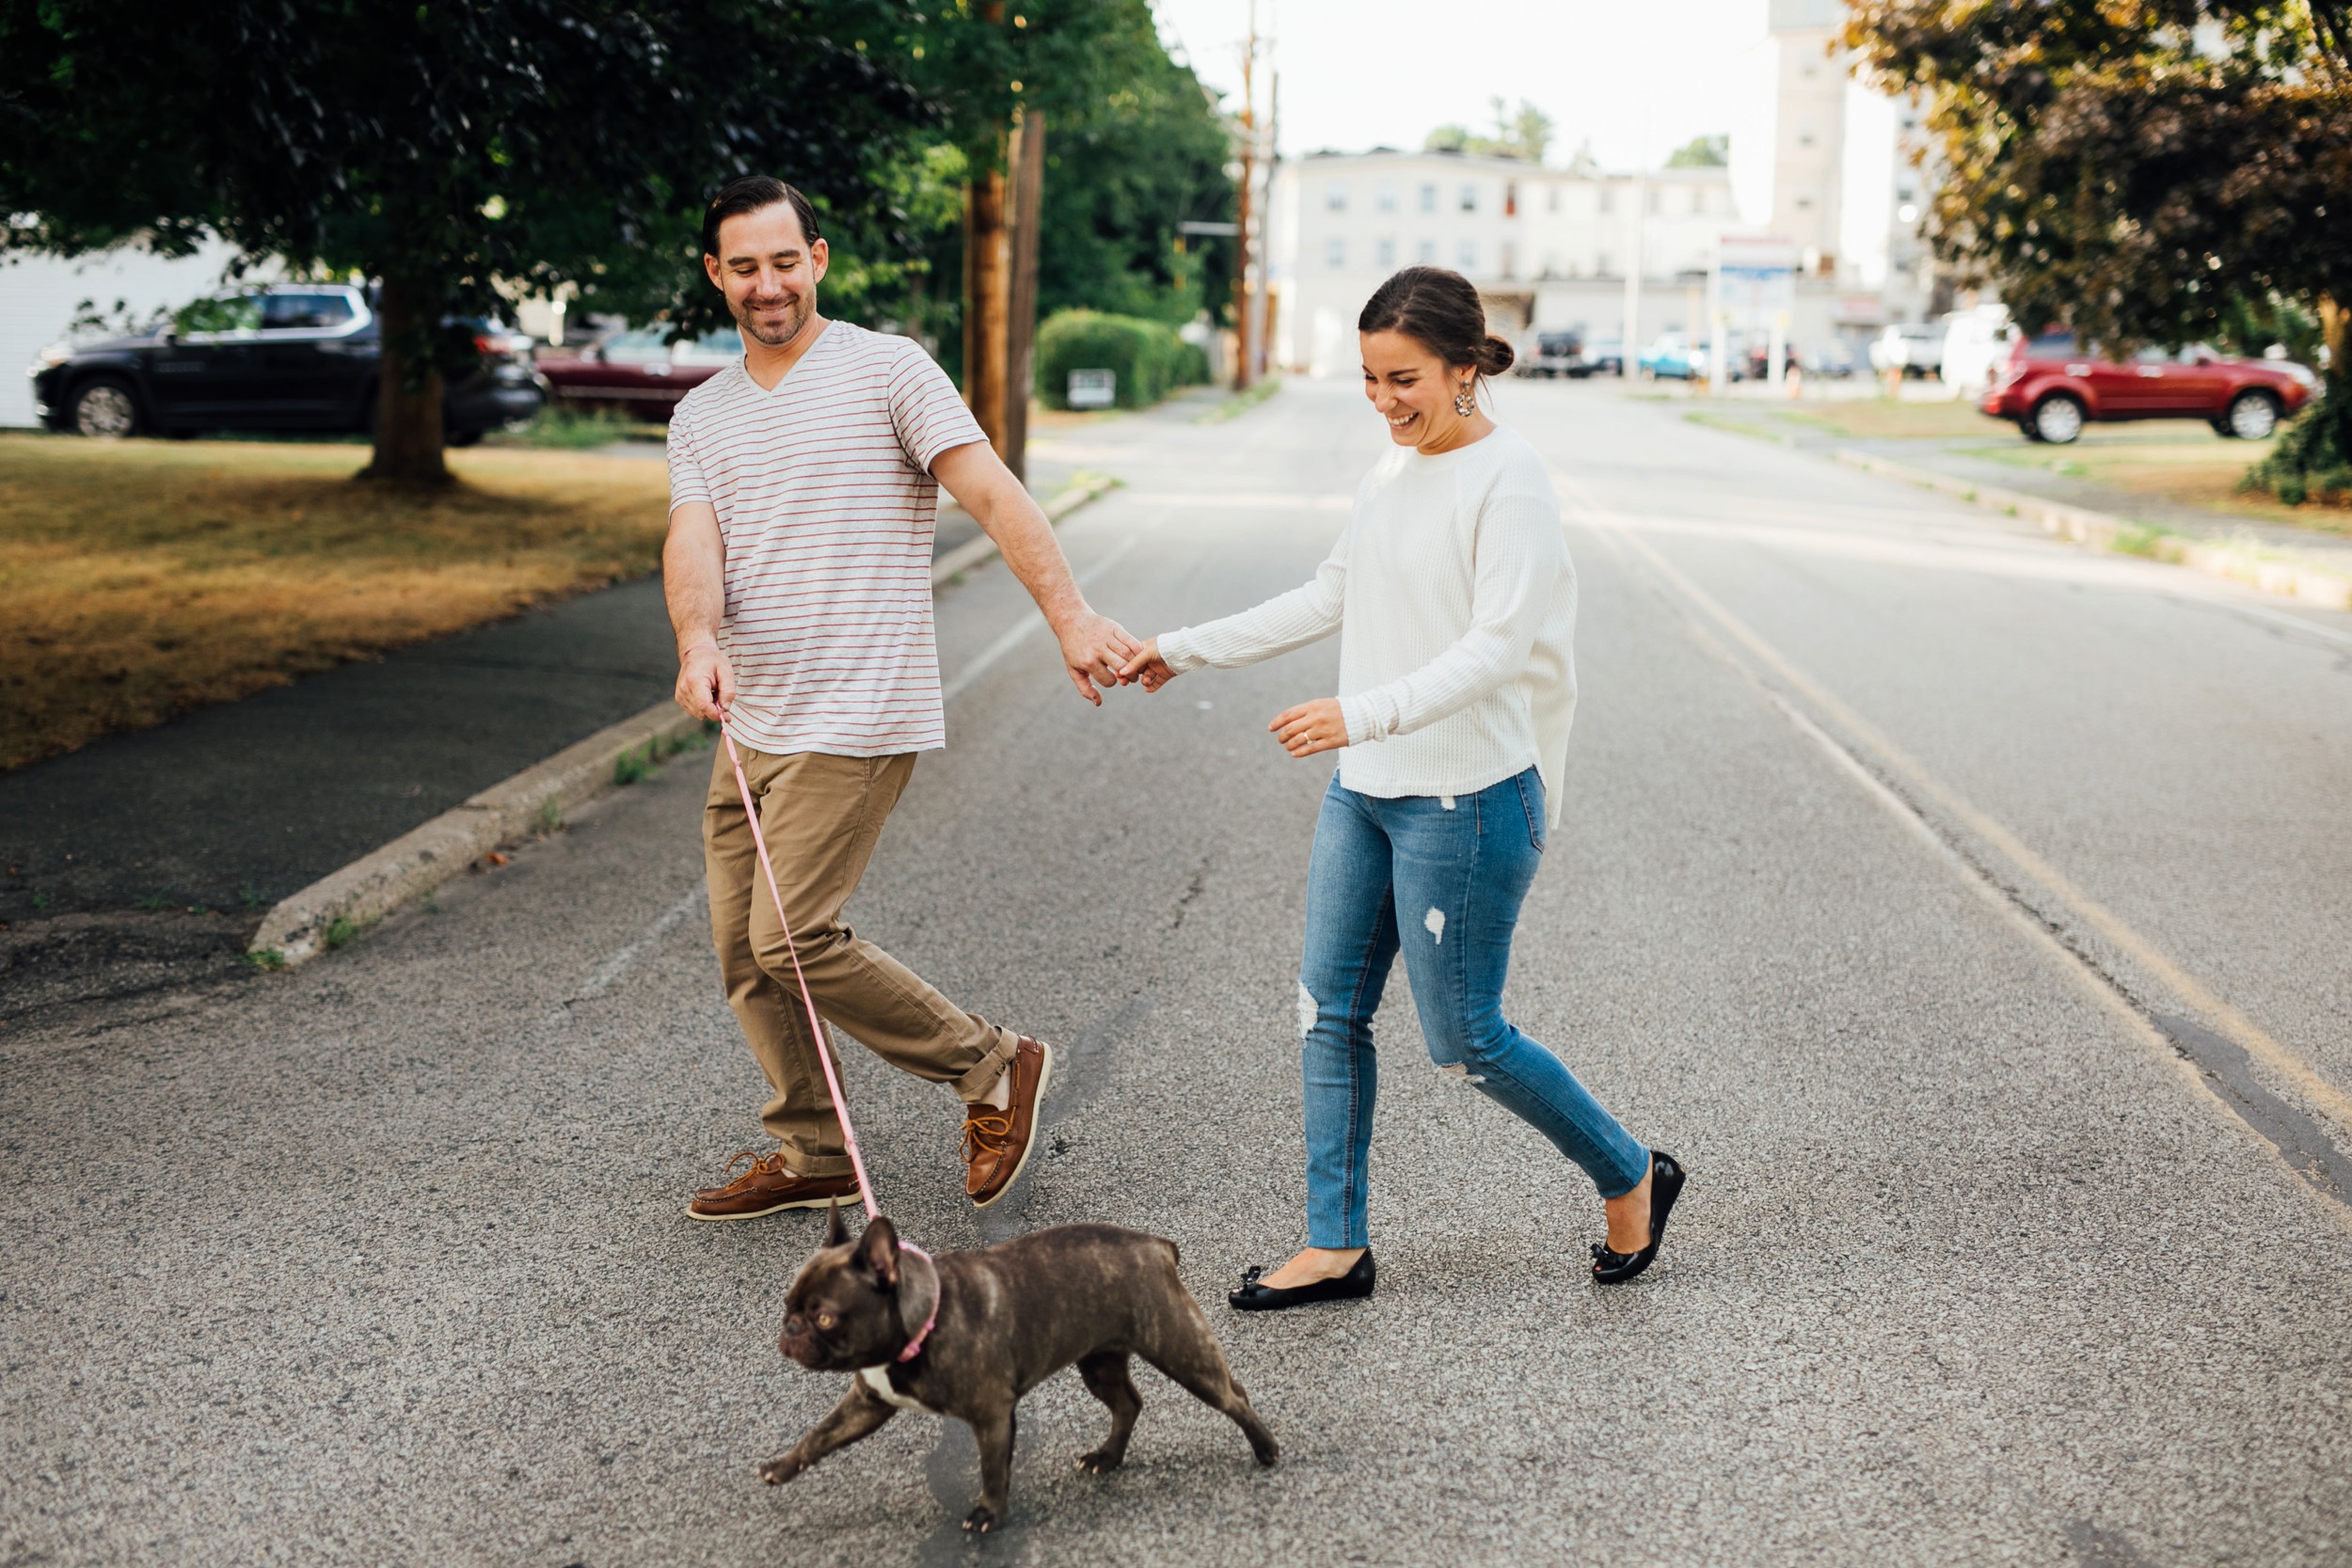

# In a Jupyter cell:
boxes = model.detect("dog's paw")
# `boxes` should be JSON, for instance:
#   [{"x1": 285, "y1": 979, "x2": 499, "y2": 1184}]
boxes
[
  {"x1": 961, "y1": 1505, "x2": 999, "y2": 1533},
  {"x1": 755, "y1": 1453, "x2": 804, "y2": 1486},
  {"x1": 1074, "y1": 1448, "x2": 1124, "y2": 1475}
]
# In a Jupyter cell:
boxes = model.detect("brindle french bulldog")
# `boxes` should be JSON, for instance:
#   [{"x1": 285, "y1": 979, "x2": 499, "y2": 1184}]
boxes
[{"x1": 761, "y1": 1205, "x2": 1279, "y2": 1532}]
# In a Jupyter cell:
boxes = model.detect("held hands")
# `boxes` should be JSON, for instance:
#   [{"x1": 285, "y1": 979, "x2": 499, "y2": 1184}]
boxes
[
  {"x1": 676, "y1": 642, "x2": 735, "y2": 722},
  {"x1": 1115, "y1": 637, "x2": 1179, "y2": 692},
  {"x1": 1117, "y1": 639, "x2": 1348, "y2": 759},
  {"x1": 1054, "y1": 608, "x2": 1143, "y2": 705}
]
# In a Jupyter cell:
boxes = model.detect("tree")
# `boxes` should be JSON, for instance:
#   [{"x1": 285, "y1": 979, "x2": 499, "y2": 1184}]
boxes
[
  {"x1": 1425, "y1": 98, "x2": 1554, "y2": 164},
  {"x1": 898, "y1": 0, "x2": 1190, "y2": 452},
  {"x1": 1665, "y1": 135, "x2": 1730, "y2": 168},
  {"x1": 0, "y1": 0, "x2": 933, "y2": 484},
  {"x1": 1845, "y1": 1, "x2": 2352, "y2": 486}
]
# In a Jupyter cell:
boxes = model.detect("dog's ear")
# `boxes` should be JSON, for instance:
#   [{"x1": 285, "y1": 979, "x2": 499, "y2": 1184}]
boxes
[
  {"x1": 824, "y1": 1196, "x2": 850, "y2": 1248},
  {"x1": 854, "y1": 1213, "x2": 900, "y2": 1289}
]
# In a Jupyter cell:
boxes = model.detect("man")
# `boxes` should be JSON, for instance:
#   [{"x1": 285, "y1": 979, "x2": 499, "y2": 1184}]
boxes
[{"x1": 664, "y1": 175, "x2": 1136, "y2": 1218}]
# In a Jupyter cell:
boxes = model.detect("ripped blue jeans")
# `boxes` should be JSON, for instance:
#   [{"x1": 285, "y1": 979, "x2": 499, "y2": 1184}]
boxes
[{"x1": 1297, "y1": 768, "x2": 1650, "y2": 1249}]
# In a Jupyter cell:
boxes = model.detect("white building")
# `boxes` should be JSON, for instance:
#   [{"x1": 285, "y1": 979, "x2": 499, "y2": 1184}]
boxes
[
  {"x1": 1267, "y1": 148, "x2": 1741, "y2": 376},
  {"x1": 1757, "y1": 0, "x2": 1943, "y2": 328}
]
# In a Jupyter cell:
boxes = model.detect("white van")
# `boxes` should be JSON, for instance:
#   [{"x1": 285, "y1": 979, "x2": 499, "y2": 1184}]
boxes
[{"x1": 1938, "y1": 305, "x2": 2013, "y2": 396}]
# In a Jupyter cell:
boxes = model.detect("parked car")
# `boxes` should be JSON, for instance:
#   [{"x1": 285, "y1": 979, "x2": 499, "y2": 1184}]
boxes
[
  {"x1": 535, "y1": 327, "x2": 743, "y2": 421},
  {"x1": 1801, "y1": 340, "x2": 1859, "y2": 379},
  {"x1": 28, "y1": 283, "x2": 545, "y2": 442},
  {"x1": 1638, "y1": 332, "x2": 1708, "y2": 381},
  {"x1": 1516, "y1": 330, "x2": 1590, "y2": 379},
  {"x1": 1980, "y1": 332, "x2": 2317, "y2": 444},
  {"x1": 1869, "y1": 322, "x2": 1945, "y2": 379},
  {"x1": 1582, "y1": 336, "x2": 1626, "y2": 377}
]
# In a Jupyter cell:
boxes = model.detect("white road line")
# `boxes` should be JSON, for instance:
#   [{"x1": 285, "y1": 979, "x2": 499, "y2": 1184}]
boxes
[
  {"x1": 1559, "y1": 468, "x2": 2352, "y2": 1143},
  {"x1": 940, "y1": 515, "x2": 1163, "y2": 705},
  {"x1": 572, "y1": 881, "x2": 706, "y2": 1002}
]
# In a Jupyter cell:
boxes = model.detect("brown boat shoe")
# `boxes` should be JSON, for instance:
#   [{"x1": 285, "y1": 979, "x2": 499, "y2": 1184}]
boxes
[
  {"x1": 961, "y1": 1036, "x2": 1053, "y2": 1209},
  {"x1": 686, "y1": 1149, "x2": 862, "y2": 1222}
]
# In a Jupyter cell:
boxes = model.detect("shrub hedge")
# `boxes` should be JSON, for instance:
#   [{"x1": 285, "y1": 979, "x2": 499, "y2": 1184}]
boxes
[{"x1": 1035, "y1": 309, "x2": 1210, "y2": 410}]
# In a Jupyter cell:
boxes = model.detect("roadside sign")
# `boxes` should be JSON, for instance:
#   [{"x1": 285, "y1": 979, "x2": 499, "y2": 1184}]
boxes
[{"x1": 1068, "y1": 369, "x2": 1116, "y2": 408}]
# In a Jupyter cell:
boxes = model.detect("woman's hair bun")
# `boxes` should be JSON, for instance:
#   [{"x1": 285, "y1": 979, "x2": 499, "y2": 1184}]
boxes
[{"x1": 1359, "y1": 266, "x2": 1517, "y2": 380}]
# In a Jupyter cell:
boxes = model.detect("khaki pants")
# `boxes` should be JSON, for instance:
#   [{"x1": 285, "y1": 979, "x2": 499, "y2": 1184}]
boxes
[{"x1": 704, "y1": 746, "x2": 1017, "y2": 1177}]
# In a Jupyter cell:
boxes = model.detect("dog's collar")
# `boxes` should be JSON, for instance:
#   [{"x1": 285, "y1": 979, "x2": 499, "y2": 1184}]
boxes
[{"x1": 895, "y1": 1241, "x2": 940, "y2": 1364}]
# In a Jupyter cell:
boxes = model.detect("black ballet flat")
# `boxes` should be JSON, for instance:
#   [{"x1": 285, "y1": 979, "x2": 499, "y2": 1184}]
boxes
[
  {"x1": 1228, "y1": 1251, "x2": 1376, "y2": 1311},
  {"x1": 1590, "y1": 1150, "x2": 1686, "y2": 1285}
]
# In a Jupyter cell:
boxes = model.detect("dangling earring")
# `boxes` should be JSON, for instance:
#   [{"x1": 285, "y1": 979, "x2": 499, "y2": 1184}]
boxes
[{"x1": 1454, "y1": 380, "x2": 1476, "y2": 418}]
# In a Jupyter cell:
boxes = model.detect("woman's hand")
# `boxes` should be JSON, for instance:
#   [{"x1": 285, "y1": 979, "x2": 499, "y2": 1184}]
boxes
[
  {"x1": 1270, "y1": 698, "x2": 1349, "y2": 758},
  {"x1": 1117, "y1": 637, "x2": 1180, "y2": 691}
]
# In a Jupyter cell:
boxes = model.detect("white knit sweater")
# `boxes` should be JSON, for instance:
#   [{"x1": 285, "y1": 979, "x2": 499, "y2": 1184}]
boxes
[{"x1": 1158, "y1": 424, "x2": 1577, "y2": 827}]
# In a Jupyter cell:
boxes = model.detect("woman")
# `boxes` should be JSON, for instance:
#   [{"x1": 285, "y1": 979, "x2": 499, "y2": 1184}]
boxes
[{"x1": 1118, "y1": 268, "x2": 1685, "y2": 1309}]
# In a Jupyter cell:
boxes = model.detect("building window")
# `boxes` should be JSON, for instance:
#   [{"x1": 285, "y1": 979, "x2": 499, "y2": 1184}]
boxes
[
  {"x1": 1504, "y1": 182, "x2": 1518, "y2": 217},
  {"x1": 1598, "y1": 186, "x2": 1613, "y2": 214},
  {"x1": 1326, "y1": 179, "x2": 1347, "y2": 213},
  {"x1": 1457, "y1": 240, "x2": 1478, "y2": 271},
  {"x1": 1417, "y1": 238, "x2": 1437, "y2": 264},
  {"x1": 1375, "y1": 236, "x2": 1397, "y2": 268},
  {"x1": 1499, "y1": 242, "x2": 1516, "y2": 278},
  {"x1": 1326, "y1": 236, "x2": 1346, "y2": 269},
  {"x1": 1596, "y1": 252, "x2": 1611, "y2": 276},
  {"x1": 1547, "y1": 184, "x2": 1562, "y2": 214},
  {"x1": 1459, "y1": 183, "x2": 1477, "y2": 213},
  {"x1": 1376, "y1": 182, "x2": 1398, "y2": 214},
  {"x1": 1420, "y1": 182, "x2": 1438, "y2": 213}
]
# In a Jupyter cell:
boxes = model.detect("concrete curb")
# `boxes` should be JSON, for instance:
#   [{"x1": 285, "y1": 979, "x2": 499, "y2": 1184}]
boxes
[
  {"x1": 249, "y1": 705, "x2": 708, "y2": 966},
  {"x1": 1830, "y1": 447, "x2": 2352, "y2": 612},
  {"x1": 248, "y1": 471, "x2": 1122, "y2": 967}
]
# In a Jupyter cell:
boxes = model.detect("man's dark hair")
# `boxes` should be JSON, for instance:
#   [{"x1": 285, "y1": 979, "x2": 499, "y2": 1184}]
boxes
[{"x1": 700, "y1": 176, "x2": 823, "y2": 259}]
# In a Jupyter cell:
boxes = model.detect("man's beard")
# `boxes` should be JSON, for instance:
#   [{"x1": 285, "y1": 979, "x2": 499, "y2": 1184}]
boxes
[{"x1": 734, "y1": 290, "x2": 810, "y2": 349}]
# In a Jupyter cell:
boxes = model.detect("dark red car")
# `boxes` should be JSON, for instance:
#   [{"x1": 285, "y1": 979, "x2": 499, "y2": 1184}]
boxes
[
  {"x1": 535, "y1": 327, "x2": 742, "y2": 421},
  {"x1": 1981, "y1": 332, "x2": 2317, "y2": 444}
]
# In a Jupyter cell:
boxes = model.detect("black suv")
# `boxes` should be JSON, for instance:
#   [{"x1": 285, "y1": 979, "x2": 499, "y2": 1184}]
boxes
[{"x1": 29, "y1": 283, "x2": 546, "y2": 442}]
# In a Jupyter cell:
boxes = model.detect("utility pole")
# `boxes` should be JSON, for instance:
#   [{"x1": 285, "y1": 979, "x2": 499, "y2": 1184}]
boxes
[
  {"x1": 1620, "y1": 167, "x2": 1645, "y2": 377},
  {"x1": 1232, "y1": 0, "x2": 1257, "y2": 391},
  {"x1": 1258, "y1": 65, "x2": 1278, "y2": 381},
  {"x1": 962, "y1": 1, "x2": 1012, "y2": 451},
  {"x1": 1004, "y1": 107, "x2": 1046, "y2": 482}
]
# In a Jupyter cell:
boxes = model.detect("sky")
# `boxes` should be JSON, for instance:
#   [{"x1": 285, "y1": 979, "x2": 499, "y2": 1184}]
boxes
[{"x1": 1152, "y1": 0, "x2": 1776, "y2": 172}]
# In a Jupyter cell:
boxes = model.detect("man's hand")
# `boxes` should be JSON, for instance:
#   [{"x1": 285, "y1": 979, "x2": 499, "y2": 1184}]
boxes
[
  {"x1": 1054, "y1": 608, "x2": 1142, "y2": 705},
  {"x1": 1116, "y1": 637, "x2": 1179, "y2": 692},
  {"x1": 675, "y1": 642, "x2": 736, "y2": 722},
  {"x1": 1270, "y1": 698, "x2": 1349, "y2": 758}
]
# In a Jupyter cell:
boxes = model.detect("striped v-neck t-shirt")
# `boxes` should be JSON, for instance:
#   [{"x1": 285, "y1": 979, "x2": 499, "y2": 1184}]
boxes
[{"x1": 665, "y1": 321, "x2": 988, "y2": 756}]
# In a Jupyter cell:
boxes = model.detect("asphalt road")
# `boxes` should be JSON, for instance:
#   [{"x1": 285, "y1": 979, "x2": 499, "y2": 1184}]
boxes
[{"x1": 5, "y1": 378, "x2": 2350, "y2": 1567}]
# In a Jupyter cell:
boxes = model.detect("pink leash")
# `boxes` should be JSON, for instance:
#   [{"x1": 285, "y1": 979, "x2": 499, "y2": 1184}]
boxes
[
  {"x1": 719, "y1": 717, "x2": 879, "y2": 1222},
  {"x1": 718, "y1": 716, "x2": 939, "y2": 1361}
]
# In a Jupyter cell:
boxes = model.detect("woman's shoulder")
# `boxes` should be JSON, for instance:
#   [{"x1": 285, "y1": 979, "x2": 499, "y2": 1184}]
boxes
[{"x1": 1463, "y1": 426, "x2": 1556, "y2": 504}]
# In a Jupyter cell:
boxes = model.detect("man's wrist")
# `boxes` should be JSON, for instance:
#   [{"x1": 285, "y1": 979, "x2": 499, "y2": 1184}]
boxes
[
  {"x1": 1041, "y1": 592, "x2": 1092, "y2": 636},
  {"x1": 678, "y1": 636, "x2": 720, "y2": 661}
]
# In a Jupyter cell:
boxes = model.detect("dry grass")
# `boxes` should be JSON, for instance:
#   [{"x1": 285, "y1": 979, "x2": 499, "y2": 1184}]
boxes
[
  {"x1": 1772, "y1": 397, "x2": 2016, "y2": 441},
  {"x1": 0, "y1": 435, "x2": 672, "y2": 772}
]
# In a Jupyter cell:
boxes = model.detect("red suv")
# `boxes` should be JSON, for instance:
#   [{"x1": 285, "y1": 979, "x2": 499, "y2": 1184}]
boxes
[{"x1": 1982, "y1": 332, "x2": 2316, "y2": 444}]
